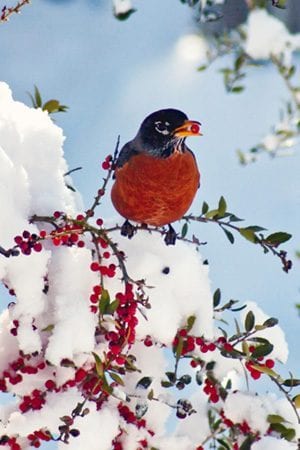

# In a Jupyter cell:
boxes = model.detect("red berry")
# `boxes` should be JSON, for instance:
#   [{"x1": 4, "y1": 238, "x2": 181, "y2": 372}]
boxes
[
  {"x1": 53, "y1": 211, "x2": 61, "y2": 219},
  {"x1": 76, "y1": 214, "x2": 85, "y2": 221},
  {"x1": 179, "y1": 329, "x2": 187, "y2": 337},
  {"x1": 77, "y1": 240, "x2": 85, "y2": 247},
  {"x1": 265, "y1": 359, "x2": 275, "y2": 369},
  {"x1": 75, "y1": 368, "x2": 87, "y2": 383},
  {"x1": 45, "y1": 380, "x2": 56, "y2": 390},
  {"x1": 102, "y1": 161, "x2": 110, "y2": 170},
  {"x1": 103, "y1": 251, "x2": 110, "y2": 259},
  {"x1": 96, "y1": 218, "x2": 103, "y2": 226},
  {"x1": 90, "y1": 262, "x2": 100, "y2": 272},
  {"x1": 93, "y1": 285, "x2": 102, "y2": 295},
  {"x1": 33, "y1": 242, "x2": 42, "y2": 252},
  {"x1": 39, "y1": 230, "x2": 47, "y2": 239}
]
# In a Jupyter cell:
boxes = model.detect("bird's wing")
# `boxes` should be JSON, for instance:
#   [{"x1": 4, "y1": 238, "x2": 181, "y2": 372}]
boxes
[{"x1": 115, "y1": 141, "x2": 139, "y2": 169}]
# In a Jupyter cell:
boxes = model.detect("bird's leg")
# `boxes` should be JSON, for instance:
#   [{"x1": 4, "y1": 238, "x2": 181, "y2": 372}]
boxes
[
  {"x1": 120, "y1": 219, "x2": 136, "y2": 239},
  {"x1": 164, "y1": 224, "x2": 177, "y2": 246}
]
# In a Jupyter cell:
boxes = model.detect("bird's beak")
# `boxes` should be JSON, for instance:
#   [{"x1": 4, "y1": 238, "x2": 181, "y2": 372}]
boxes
[{"x1": 173, "y1": 120, "x2": 202, "y2": 138}]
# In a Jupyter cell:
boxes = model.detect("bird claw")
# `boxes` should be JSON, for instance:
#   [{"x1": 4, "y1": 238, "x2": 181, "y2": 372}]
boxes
[
  {"x1": 164, "y1": 225, "x2": 177, "y2": 246},
  {"x1": 121, "y1": 220, "x2": 136, "y2": 239}
]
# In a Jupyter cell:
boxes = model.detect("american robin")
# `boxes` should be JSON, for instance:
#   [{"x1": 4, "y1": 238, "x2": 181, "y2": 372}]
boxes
[{"x1": 111, "y1": 108, "x2": 202, "y2": 242}]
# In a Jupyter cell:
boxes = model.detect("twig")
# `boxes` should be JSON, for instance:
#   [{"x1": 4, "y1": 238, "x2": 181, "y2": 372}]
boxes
[{"x1": 0, "y1": 0, "x2": 30, "y2": 23}]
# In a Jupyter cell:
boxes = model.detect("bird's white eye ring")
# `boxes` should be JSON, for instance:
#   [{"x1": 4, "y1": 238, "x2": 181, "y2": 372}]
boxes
[{"x1": 155, "y1": 121, "x2": 170, "y2": 135}]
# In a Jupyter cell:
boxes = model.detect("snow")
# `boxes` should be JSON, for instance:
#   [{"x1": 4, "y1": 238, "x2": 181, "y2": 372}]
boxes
[
  {"x1": 252, "y1": 436, "x2": 297, "y2": 450},
  {"x1": 244, "y1": 9, "x2": 300, "y2": 64},
  {"x1": 109, "y1": 230, "x2": 214, "y2": 343},
  {"x1": 113, "y1": 0, "x2": 133, "y2": 15},
  {"x1": 241, "y1": 302, "x2": 288, "y2": 363}
]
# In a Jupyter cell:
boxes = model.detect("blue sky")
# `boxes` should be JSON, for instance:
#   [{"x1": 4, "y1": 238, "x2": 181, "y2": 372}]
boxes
[{"x1": 1, "y1": 0, "x2": 300, "y2": 409}]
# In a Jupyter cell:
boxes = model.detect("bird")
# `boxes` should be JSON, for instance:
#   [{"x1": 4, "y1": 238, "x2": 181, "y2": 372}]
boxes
[{"x1": 111, "y1": 108, "x2": 202, "y2": 243}]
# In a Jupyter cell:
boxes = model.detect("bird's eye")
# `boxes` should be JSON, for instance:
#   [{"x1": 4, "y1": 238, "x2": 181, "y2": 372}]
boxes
[{"x1": 154, "y1": 121, "x2": 170, "y2": 135}]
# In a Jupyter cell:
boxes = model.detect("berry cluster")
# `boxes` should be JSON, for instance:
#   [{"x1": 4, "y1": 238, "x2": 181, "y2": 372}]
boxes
[
  {"x1": 245, "y1": 347, "x2": 275, "y2": 380},
  {"x1": 101, "y1": 154, "x2": 113, "y2": 170},
  {"x1": 203, "y1": 378, "x2": 219, "y2": 403},
  {"x1": 27, "y1": 430, "x2": 51, "y2": 448},
  {"x1": 14, "y1": 231, "x2": 42, "y2": 255}
]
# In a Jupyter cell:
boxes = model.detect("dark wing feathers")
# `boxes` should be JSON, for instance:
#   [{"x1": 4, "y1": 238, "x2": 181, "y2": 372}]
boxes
[{"x1": 115, "y1": 141, "x2": 138, "y2": 169}]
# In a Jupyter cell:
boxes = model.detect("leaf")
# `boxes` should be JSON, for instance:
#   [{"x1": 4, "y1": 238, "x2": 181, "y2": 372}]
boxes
[
  {"x1": 114, "y1": 8, "x2": 136, "y2": 20},
  {"x1": 136, "y1": 376, "x2": 153, "y2": 390},
  {"x1": 218, "y1": 196, "x2": 227, "y2": 217},
  {"x1": 135, "y1": 401, "x2": 148, "y2": 419},
  {"x1": 181, "y1": 223, "x2": 188, "y2": 238},
  {"x1": 234, "y1": 54, "x2": 245, "y2": 71},
  {"x1": 43, "y1": 99, "x2": 60, "y2": 113},
  {"x1": 109, "y1": 372, "x2": 124, "y2": 386},
  {"x1": 166, "y1": 372, "x2": 176, "y2": 383},
  {"x1": 197, "y1": 65, "x2": 207, "y2": 71},
  {"x1": 175, "y1": 337, "x2": 183, "y2": 359},
  {"x1": 244, "y1": 225, "x2": 266, "y2": 232},
  {"x1": 251, "y1": 343, "x2": 273, "y2": 358},
  {"x1": 231, "y1": 86, "x2": 244, "y2": 93},
  {"x1": 239, "y1": 228, "x2": 257, "y2": 243},
  {"x1": 244, "y1": 310, "x2": 255, "y2": 332},
  {"x1": 34, "y1": 85, "x2": 42, "y2": 108},
  {"x1": 293, "y1": 394, "x2": 300, "y2": 408},
  {"x1": 187, "y1": 315, "x2": 196, "y2": 332},
  {"x1": 147, "y1": 388, "x2": 154, "y2": 400},
  {"x1": 267, "y1": 414, "x2": 286, "y2": 424},
  {"x1": 99, "y1": 289, "x2": 110, "y2": 314},
  {"x1": 92, "y1": 352, "x2": 104, "y2": 377},
  {"x1": 251, "y1": 364, "x2": 277, "y2": 377},
  {"x1": 283, "y1": 378, "x2": 300, "y2": 387},
  {"x1": 222, "y1": 227, "x2": 234, "y2": 244},
  {"x1": 205, "y1": 209, "x2": 219, "y2": 219},
  {"x1": 213, "y1": 288, "x2": 221, "y2": 307},
  {"x1": 161, "y1": 380, "x2": 173, "y2": 388},
  {"x1": 263, "y1": 317, "x2": 278, "y2": 328},
  {"x1": 239, "y1": 435, "x2": 253, "y2": 450},
  {"x1": 266, "y1": 232, "x2": 292, "y2": 246},
  {"x1": 201, "y1": 201, "x2": 209, "y2": 215},
  {"x1": 106, "y1": 299, "x2": 119, "y2": 314}
]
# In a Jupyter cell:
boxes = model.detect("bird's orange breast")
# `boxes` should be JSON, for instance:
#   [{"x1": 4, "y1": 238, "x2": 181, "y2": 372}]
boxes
[{"x1": 111, "y1": 150, "x2": 200, "y2": 226}]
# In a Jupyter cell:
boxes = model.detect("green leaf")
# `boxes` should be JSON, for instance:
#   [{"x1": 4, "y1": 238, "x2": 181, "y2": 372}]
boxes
[
  {"x1": 161, "y1": 380, "x2": 173, "y2": 388},
  {"x1": 205, "y1": 209, "x2": 219, "y2": 219},
  {"x1": 245, "y1": 310, "x2": 255, "y2": 332},
  {"x1": 34, "y1": 85, "x2": 42, "y2": 108},
  {"x1": 218, "y1": 196, "x2": 227, "y2": 216},
  {"x1": 109, "y1": 372, "x2": 124, "y2": 386},
  {"x1": 251, "y1": 364, "x2": 277, "y2": 377},
  {"x1": 99, "y1": 289, "x2": 110, "y2": 314},
  {"x1": 148, "y1": 388, "x2": 154, "y2": 400},
  {"x1": 231, "y1": 86, "x2": 244, "y2": 93},
  {"x1": 239, "y1": 435, "x2": 253, "y2": 450},
  {"x1": 175, "y1": 336, "x2": 183, "y2": 359},
  {"x1": 266, "y1": 232, "x2": 292, "y2": 246},
  {"x1": 222, "y1": 227, "x2": 234, "y2": 244},
  {"x1": 244, "y1": 225, "x2": 266, "y2": 232},
  {"x1": 234, "y1": 54, "x2": 245, "y2": 71},
  {"x1": 43, "y1": 99, "x2": 60, "y2": 113},
  {"x1": 251, "y1": 343, "x2": 273, "y2": 358},
  {"x1": 267, "y1": 414, "x2": 286, "y2": 424},
  {"x1": 92, "y1": 352, "x2": 104, "y2": 377},
  {"x1": 136, "y1": 376, "x2": 153, "y2": 390},
  {"x1": 213, "y1": 288, "x2": 221, "y2": 307},
  {"x1": 181, "y1": 222, "x2": 188, "y2": 238},
  {"x1": 293, "y1": 394, "x2": 300, "y2": 408},
  {"x1": 197, "y1": 65, "x2": 207, "y2": 71},
  {"x1": 283, "y1": 378, "x2": 300, "y2": 387},
  {"x1": 165, "y1": 372, "x2": 176, "y2": 383},
  {"x1": 201, "y1": 201, "x2": 209, "y2": 215},
  {"x1": 187, "y1": 315, "x2": 196, "y2": 332},
  {"x1": 239, "y1": 228, "x2": 257, "y2": 243},
  {"x1": 106, "y1": 298, "x2": 119, "y2": 314},
  {"x1": 263, "y1": 317, "x2": 278, "y2": 328}
]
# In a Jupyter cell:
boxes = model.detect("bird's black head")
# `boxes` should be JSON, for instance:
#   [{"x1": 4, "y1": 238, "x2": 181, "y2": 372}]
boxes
[{"x1": 136, "y1": 108, "x2": 201, "y2": 158}]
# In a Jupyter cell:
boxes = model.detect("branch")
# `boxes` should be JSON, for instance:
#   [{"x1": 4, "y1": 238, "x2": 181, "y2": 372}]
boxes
[{"x1": 0, "y1": 0, "x2": 30, "y2": 23}]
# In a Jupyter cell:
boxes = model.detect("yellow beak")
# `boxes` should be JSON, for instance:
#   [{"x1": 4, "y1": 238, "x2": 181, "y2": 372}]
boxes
[{"x1": 173, "y1": 120, "x2": 202, "y2": 138}]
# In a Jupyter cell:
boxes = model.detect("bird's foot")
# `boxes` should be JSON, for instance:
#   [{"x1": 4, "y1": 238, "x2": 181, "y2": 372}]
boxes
[
  {"x1": 164, "y1": 224, "x2": 177, "y2": 246},
  {"x1": 120, "y1": 219, "x2": 136, "y2": 239}
]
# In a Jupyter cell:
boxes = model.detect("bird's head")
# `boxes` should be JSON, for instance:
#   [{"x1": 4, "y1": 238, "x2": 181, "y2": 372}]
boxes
[{"x1": 136, "y1": 108, "x2": 202, "y2": 157}]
